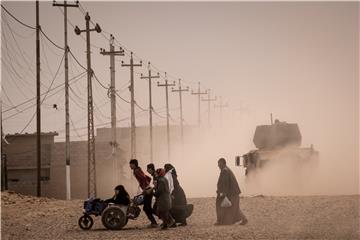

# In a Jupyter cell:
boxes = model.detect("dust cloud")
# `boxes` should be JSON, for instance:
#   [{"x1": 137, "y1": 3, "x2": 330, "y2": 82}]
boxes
[{"x1": 160, "y1": 116, "x2": 359, "y2": 198}]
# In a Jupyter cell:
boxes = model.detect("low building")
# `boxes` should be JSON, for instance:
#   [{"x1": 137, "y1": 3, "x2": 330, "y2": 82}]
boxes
[
  {"x1": 2, "y1": 132, "x2": 58, "y2": 196},
  {"x1": 2, "y1": 125, "x2": 195, "y2": 199}
]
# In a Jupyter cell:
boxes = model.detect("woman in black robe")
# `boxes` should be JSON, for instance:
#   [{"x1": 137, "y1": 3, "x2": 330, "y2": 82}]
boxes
[
  {"x1": 104, "y1": 185, "x2": 130, "y2": 206},
  {"x1": 215, "y1": 158, "x2": 248, "y2": 225},
  {"x1": 164, "y1": 164, "x2": 193, "y2": 226},
  {"x1": 153, "y1": 168, "x2": 175, "y2": 230}
]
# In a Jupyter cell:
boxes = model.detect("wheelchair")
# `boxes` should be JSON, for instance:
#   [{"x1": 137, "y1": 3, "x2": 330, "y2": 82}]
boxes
[{"x1": 78, "y1": 194, "x2": 144, "y2": 230}]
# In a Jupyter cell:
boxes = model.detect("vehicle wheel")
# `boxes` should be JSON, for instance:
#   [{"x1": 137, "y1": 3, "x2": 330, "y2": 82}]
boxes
[
  {"x1": 78, "y1": 215, "x2": 93, "y2": 230},
  {"x1": 101, "y1": 206, "x2": 127, "y2": 230}
]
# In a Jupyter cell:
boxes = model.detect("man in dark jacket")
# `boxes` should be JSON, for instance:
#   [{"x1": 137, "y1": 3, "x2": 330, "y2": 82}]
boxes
[
  {"x1": 215, "y1": 158, "x2": 248, "y2": 225},
  {"x1": 147, "y1": 163, "x2": 156, "y2": 182},
  {"x1": 129, "y1": 159, "x2": 158, "y2": 228}
]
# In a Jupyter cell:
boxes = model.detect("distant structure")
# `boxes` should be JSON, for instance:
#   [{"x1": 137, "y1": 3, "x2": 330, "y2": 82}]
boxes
[
  {"x1": 2, "y1": 125, "x2": 194, "y2": 199},
  {"x1": 2, "y1": 132, "x2": 58, "y2": 196}
]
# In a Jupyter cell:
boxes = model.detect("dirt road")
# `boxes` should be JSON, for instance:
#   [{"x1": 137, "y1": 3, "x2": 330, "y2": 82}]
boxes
[{"x1": 1, "y1": 192, "x2": 359, "y2": 239}]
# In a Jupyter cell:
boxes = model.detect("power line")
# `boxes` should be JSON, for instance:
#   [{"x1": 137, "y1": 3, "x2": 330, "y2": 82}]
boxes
[
  {"x1": 1, "y1": 87, "x2": 23, "y2": 114},
  {"x1": 152, "y1": 107, "x2": 167, "y2": 119},
  {"x1": 92, "y1": 72, "x2": 109, "y2": 90},
  {"x1": 3, "y1": 71, "x2": 86, "y2": 114},
  {"x1": 2, "y1": 15, "x2": 37, "y2": 85},
  {"x1": 69, "y1": 115, "x2": 83, "y2": 139},
  {"x1": 1, "y1": 5, "x2": 36, "y2": 30},
  {"x1": 68, "y1": 49, "x2": 87, "y2": 70},
  {"x1": 39, "y1": 28, "x2": 64, "y2": 50},
  {"x1": 6, "y1": 51, "x2": 65, "y2": 139},
  {"x1": 57, "y1": 116, "x2": 131, "y2": 133},
  {"x1": 2, "y1": 46, "x2": 66, "y2": 118},
  {"x1": 114, "y1": 91, "x2": 130, "y2": 104},
  {"x1": 1, "y1": 26, "x2": 39, "y2": 93},
  {"x1": 71, "y1": 2, "x2": 210, "y2": 109},
  {"x1": 1, "y1": 60, "x2": 33, "y2": 99}
]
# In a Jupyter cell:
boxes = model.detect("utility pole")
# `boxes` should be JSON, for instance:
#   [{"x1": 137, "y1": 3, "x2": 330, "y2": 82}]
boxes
[
  {"x1": 191, "y1": 82, "x2": 207, "y2": 127},
  {"x1": 202, "y1": 89, "x2": 217, "y2": 127},
  {"x1": 140, "y1": 62, "x2": 159, "y2": 163},
  {"x1": 36, "y1": 0, "x2": 41, "y2": 197},
  {"x1": 121, "y1": 52, "x2": 142, "y2": 159},
  {"x1": 1, "y1": 99, "x2": 3, "y2": 192},
  {"x1": 52, "y1": 0, "x2": 79, "y2": 201},
  {"x1": 214, "y1": 96, "x2": 228, "y2": 127},
  {"x1": 171, "y1": 79, "x2": 189, "y2": 144},
  {"x1": 157, "y1": 73, "x2": 176, "y2": 161},
  {"x1": 1, "y1": 100, "x2": 7, "y2": 191},
  {"x1": 74, "y1": 12, "x2": 101, "y2": 198},
  {"x1": 100, "y1": 34, "x2": 124, "y2": 185}
]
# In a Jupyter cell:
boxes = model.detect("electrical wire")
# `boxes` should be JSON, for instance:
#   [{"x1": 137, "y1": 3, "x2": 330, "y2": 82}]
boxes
[
  {"x1": 1, "y1": 5, "x2": 36, "y2": 30},
  {"x1": 152, "y1": 108, "x2": 167, "y2": 119},
  {"x1": 2, "y1": 15, "x2": 37, "y2": 80},
  {"x1": 5, "y1": 52, "x2": 65, "y2": 140},
  {"x1": 69, "y1": 49, "x2": 86, "y2": 70},
  {"x1": 114, "y1": 91, "x2": 130, "y2": 104},
  {"x1": 1, "y1": 87, "x2": 23, "y2": 113},
  {"x1": 3, "y1": 71, "x2": 86, "y2": 114},
  {"x1": 92, "y1": 72, "x2": 109, "y2": 90},
  {"x1": 39, "y1": 28, "x2": 64, "y2": 50}
]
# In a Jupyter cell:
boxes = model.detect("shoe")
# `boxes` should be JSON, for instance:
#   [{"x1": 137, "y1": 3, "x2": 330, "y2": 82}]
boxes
[
  {"x1": 160, "y1": 224, "x2": 168, "y2": 230},
  {"x1": 178, "y1": 221, "x2": 187, "y2": 227},
  {"x1": 169, "y1": 222, "x2": 177, "y2": 228},
  {"x1": 239, "y1": 219, "x2": 248, "y2": 225},
  {"x1": 147, "y1": 223, "x2": 158, "y2": 228}
]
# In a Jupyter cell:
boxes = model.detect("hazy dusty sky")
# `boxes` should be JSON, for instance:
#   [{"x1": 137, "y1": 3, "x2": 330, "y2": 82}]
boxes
[{"x1": 1, "y1": 1, "x2": 359, "y2": 195}]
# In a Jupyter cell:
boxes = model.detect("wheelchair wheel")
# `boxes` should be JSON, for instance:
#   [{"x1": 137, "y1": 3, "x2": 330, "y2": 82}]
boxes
[
  {"x1": 101, "y1": 205, "x2": 127, "y2": 230},
  {"x1": 127, "y1": 205, "x2": 141, "y2": 219},
  {"x1": 78, "y1": 215, "x2": 93, "y2": 230}
]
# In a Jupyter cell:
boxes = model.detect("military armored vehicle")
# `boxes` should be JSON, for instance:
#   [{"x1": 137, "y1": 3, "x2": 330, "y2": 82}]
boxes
[{"x1": 235, "y1": 120, "x2": 319, "y2": 176}]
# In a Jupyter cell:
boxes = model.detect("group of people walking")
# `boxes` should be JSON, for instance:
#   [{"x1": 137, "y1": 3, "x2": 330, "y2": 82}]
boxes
[
  {"x1": 105, "y1": 157, "x2": 247, "y2": 230},
  {"x1": 130, "y1": 159, "x2": 193, "y2": 230}
]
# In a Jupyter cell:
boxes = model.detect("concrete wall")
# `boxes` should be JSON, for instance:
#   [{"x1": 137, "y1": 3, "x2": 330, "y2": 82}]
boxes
[
  {"x1": 3, "y1": 133, "x2": 56, "y2": 196},
  {"x1": 49, "y1": 140, "x2": 133, "y2": 200}
]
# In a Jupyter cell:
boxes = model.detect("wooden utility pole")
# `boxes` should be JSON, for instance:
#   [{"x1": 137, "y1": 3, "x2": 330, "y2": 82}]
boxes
[
  {"x1": 1, "y1": 99, "x2": 3, "y2": 192},
  {"x1": 52, "y1": 0, "x2": 79, "y2": 201},
  {"x1": 171, "y1": 79, "x2": 189, "y2": 144},
  {"x1": 1, "y1": 100, "x2": 7, "y2": 191},
  {"x1": 36, "y1": 0, "x2": 41, "y2": 197},
  {"x1": 121, "y1": 52, "x2": 142, "y2": 159},
  {"x1": 202, "y1": 89, "x2": 217, "y2": 127},
  {"x1": 157, "y1": 73, "x2": 176, "y2": 161},
  {"x1": 214, "y1": 96, "x2": 228, "y2": 127},
  {"x1": 74, "y1": 12, "x2": 101, "y2": 198},
  {"x1": 191, "y1": 82, "x2": 207, "y2": 127},
  {"x1": 100, "y1": 34, "x2": 124, "y2": 185},
  {"x1": 140, "y1": 62, "x2": 159, "y2": 163}
]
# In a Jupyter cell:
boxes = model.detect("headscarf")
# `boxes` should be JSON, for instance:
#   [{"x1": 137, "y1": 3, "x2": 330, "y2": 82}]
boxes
[
  {"x1": 164, "y1": 163, "x2": 177, "y2": 177},
  {"x1": 155, "y1": 168, "x2": 166, "y2": 177},
  {"x1": 114, "y1": 185, "x2": 129, "y2": 197}
]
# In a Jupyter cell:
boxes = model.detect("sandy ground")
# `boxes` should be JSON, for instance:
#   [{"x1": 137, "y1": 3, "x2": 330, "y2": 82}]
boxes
[{"x1": 1, "y1": 191, "x2": 359, "y2": 240}]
